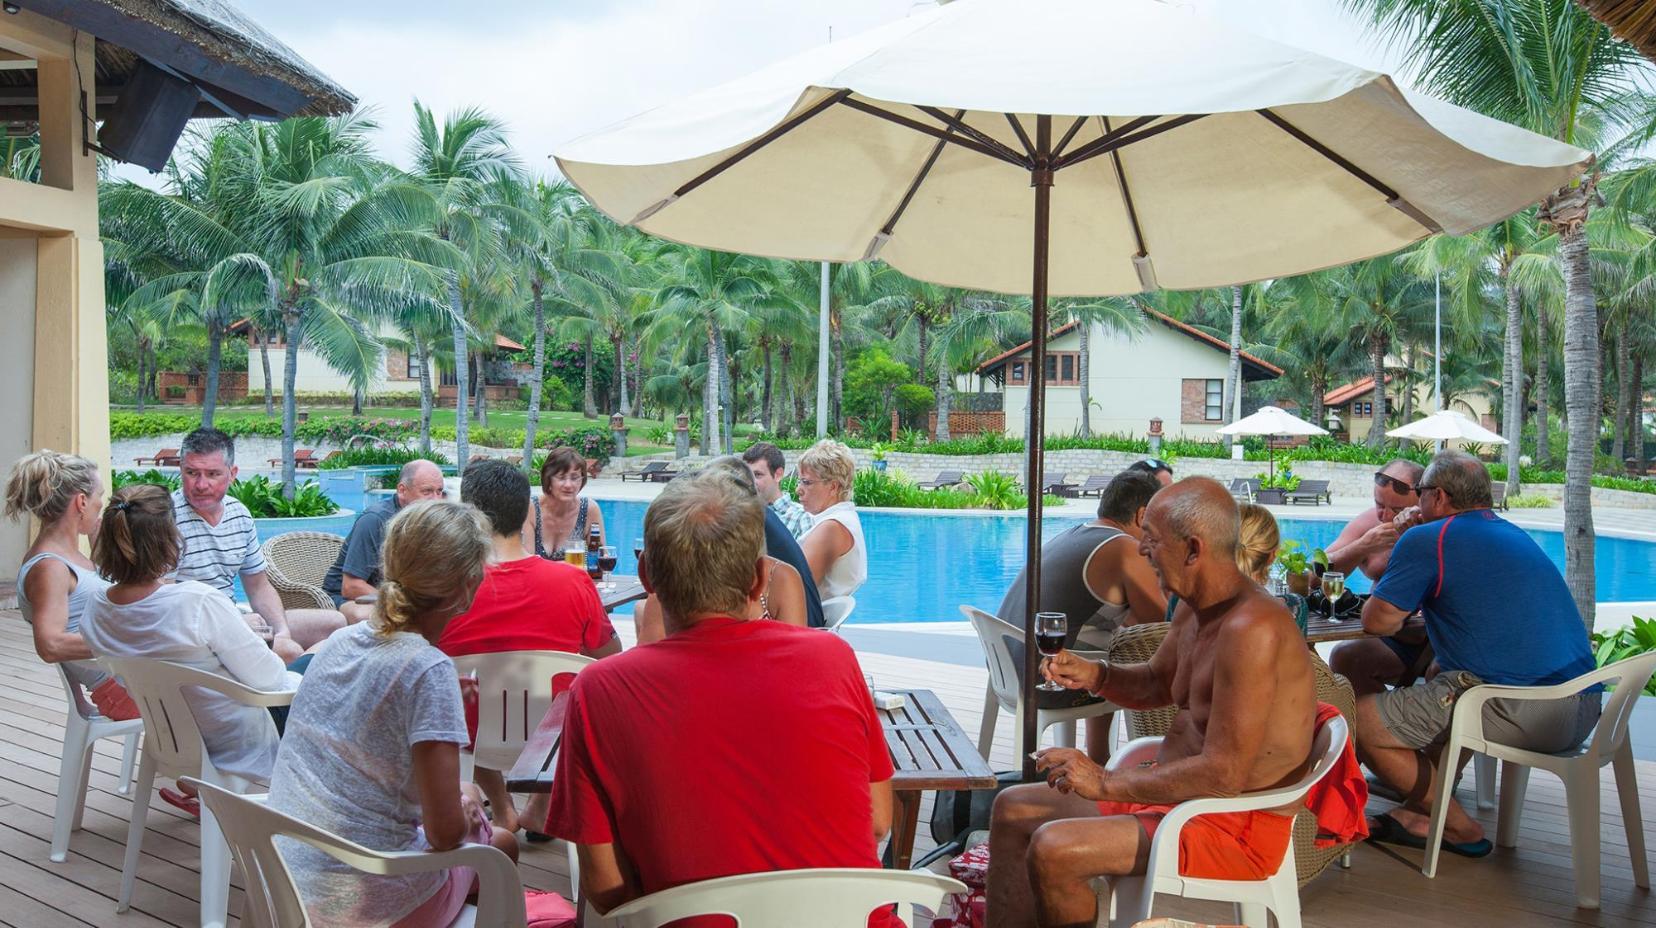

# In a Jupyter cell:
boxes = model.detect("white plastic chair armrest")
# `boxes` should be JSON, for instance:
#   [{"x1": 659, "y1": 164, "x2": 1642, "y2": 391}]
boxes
[{"x1": 1106, "y1": 737, "x2": 1163, "y2": 772}]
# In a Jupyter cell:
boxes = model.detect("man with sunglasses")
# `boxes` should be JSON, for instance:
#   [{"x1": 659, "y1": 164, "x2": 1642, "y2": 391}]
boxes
[
  {"x1": 1327, "y1": 459, "x2": 1429, "y2": 696},
  {"x1": 1126, "y1": 458, "x2": 1174, "y2": 488}
]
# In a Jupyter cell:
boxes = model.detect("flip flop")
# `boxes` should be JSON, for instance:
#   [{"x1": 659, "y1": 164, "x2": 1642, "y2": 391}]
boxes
[
  {"x1": 524, "y1": 830, "x2": 555, "y2": 844},
  {"x1": 159, "y1": 786, "x2": 200, "y2": 818},
  {"x1": 1366, "y1": 814, "x2": 1492, "y2": 859}
]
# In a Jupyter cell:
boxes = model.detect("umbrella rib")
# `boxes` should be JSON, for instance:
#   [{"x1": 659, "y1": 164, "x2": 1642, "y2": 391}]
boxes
[
  {"x1": 1055, "y1": 114, "x2": 1204, "y2": 170},
  {"x1": 1051, "y1": 115, "x2": 1090, "y2": 160},
  {"x1": 1255, "y1": 109, "x2": 1443, "y2": 233},
  {"x1": 1100, "y1": 116, "x2": 1150, "y2": 261},
  {"x1": 916, "y1": 105, "x2": 1031, "y2": 168},
  {"x1": 664, "y1": 88, "x2": 854, "y2": 204},
  {"x1": 1004, "y1": 113, "x2": 1036, "y2": 161},
  {"x1": 837, "y1": 97, "x2": 1026, "y2": 167},
  {"x1": 864, "y1": 109, "x2": 963, "y2": 259}
]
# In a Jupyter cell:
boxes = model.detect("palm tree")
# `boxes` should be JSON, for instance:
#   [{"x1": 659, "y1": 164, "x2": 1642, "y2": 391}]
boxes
[
  {"x1": 651, "y1": 246, "x2": 770, "y2": 453},
  {"x1": 407, "y1": 102, "x2": 528, "y2": 469},
  {"x1": 931, "y1": 293, "x2": 1028, "y2": 440},
  {"x1": 1341, "y1": 0, "x2": 1652, "y2": 624},
  {"x1": 1053, "y1": 295, "x2": 1143, "y2": 438},
  {"x1": 1265, "y1": 275, "x2": 1364, "y2": 429}
]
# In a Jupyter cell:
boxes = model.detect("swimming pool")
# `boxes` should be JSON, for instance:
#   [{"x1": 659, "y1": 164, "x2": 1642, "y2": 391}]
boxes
[{"x1": 596, "y1": 499, "x2": 1656, "y2": 625}]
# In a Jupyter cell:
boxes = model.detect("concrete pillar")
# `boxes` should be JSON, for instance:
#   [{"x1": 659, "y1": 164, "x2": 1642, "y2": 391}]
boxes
[
  {"x1": 674, "y1": 413, "x2": 690, "y2": 459},
  {"x1": 610, "y1": 412, "x2": 627, "y2": 460},
  {"x1": 1148, "y1": 417, "x2": 1163, "y2": 457}
]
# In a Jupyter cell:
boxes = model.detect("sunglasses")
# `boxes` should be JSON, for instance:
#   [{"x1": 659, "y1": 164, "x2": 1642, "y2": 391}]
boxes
[
  {"x1": 1413, "y1": 483, "x2": 1438, "y2": 496},
  {"x1": 1373, "y1": 472, "x2": 1416, "y2": 496}
]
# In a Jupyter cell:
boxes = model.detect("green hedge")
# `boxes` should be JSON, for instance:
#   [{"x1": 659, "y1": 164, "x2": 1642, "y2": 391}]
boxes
[{"x1": 316, "y1": 446, "x2": 451, "y2": 469}]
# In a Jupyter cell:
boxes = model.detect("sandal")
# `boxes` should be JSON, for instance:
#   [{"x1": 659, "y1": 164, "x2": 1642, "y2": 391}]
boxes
[
  {"x1": 159, "y1": 786, "x2": 200, "y2": 818},
  {"x1": 1366, "y1": 814, "x2": 1492, "y2": 858}
]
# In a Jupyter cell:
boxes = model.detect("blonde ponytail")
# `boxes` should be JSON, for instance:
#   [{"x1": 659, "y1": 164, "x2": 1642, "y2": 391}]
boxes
[
  {"x1": 373, "y1": 500, "x2": 490, "y2": 636},
  {"x1": 4, "y1": 451, "x2": 100, "y2": 525},
  {"x1": 1235, "y1": 502, "x2": 1282, "y2": 585},
  {"x1": 91, "y1": 484, "x2": 180, "y2": 585}
]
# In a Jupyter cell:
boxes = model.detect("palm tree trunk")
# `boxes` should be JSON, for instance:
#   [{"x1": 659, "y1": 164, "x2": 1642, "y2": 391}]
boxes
[
  {"x1": 1401, "y1": 343, "x2": 1416, "y2": 424},
  {"x1": 721, "y1": 343, "x2": 736, "y2": 454},
  {"x1": 936, "y1": 354, "x2": 953, "y2": 441},
  {"x1": 352, "y1": 388, "x2": 363, "y2": 416},
  {"x1": 1535, "y1": 301, "x2": 1552, "y2": 466},
  {"x1": 704, "y1": 323, "x2": 721, "y2": 453},
  {"x1": 830, "y1": 308, "x2": 844, "y2": 431},
  {"x1": 1633, "y1": 355, "x2": 1647, "y2": 474},
  {"x1": 473, "y1": 354, "x2": 489, "y2": 428},
  {"x1": 615, "y1": 335, "x2": 631, "y2": 419},
  {"x1": 134, "y1": 342, "x2": 148, "y2": 414},
  {"x1": 1367, "y1": 335, "x2": 1387, "y2": 450},
  {"x1": 281, "y1": 309, "x2": 302, "y2": 498},
  {"x1": 916, "y1": 316, "x2": 929, "y2": 386},
  {"x1": 1310, "y1": 373, "x2": 1327, "y2": 433},
  {"x1": 1225, "y1": 285, "x2": 1242, "y2": 444},
  {"x1": 1503, "y1": 274, "x2": 1524, "y2": 496},
  {"x1": 202, "y1": 321, "x2": 223, "y2": 428},
  {"x1": 779, "y1": 340, "x2": 796, "y2": 434},
  {"x1": 1558, "y1": 224, "x2": 1597, "y2": 630},
  {"x1": 761, "y1": 339, "x2": 774, "y2": 433},
  {"x1": 1614, "y1": 330, "x2": 1632, "y2": 467},
  {"x1": 523, "y1": 281, "x2": 546, "y2": 466},
  {"x1": 259, "y1": 333, "x2": 275, "y2": 417},
  {"x1": 449, "y1": 279, "x2": 471, "y2": 469},
  {"x1": 582, "y1": 336, "x2": 597, "y2": 419},
  {"x1": 414, "y1": 330, "x2": 433, "y2": 455},
  {"x1": 1078, "y1": 322, "x2": 1092, "y2": 438}
]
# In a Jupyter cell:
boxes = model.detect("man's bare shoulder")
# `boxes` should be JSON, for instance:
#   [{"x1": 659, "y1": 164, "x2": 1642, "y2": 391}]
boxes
[
  {"x1": 1334, "y1": 508, "x2": 1379, "y2": 541},
  {"x1": 1214, "y1": 589, "x2": 1296, "y2": 648}
]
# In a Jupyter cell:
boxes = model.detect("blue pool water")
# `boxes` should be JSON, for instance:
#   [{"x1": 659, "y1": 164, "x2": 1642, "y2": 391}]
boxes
[{"x1": 595, "y1": 500, "x2": 1656, "y2": 624}]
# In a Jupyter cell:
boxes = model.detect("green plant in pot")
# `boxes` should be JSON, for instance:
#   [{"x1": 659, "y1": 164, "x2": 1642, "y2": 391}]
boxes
[
  {"x1": 1276, "y1": 540, "x2": 1326, "y2": 596},
  {"x1": 870, "y1": 442, "x2": 892, "y2": 472}
]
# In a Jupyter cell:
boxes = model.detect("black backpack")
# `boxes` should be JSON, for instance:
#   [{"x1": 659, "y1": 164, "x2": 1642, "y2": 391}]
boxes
[{"x1": 911, "y1": 771, "x2": 1025, "y2": 868}]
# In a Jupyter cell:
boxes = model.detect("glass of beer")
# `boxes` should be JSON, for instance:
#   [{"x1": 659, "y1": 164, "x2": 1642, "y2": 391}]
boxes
[
  {"x1": 564, "y1": 547, "x2": 586, "y2": 570},
  {"x1": 1321, "y1": 571, "x2": 1346, "y2": 614},
  {"x1": 1035, "y1": 612, "x2": 1067, "y2": 691}
]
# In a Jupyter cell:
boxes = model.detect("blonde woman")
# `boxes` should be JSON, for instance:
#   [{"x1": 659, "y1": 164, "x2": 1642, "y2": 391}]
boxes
[
  {"x1": 5, "y1": 451, "x2": 137, "y2": 720},
  {"x1": 530, "y1": 446, "x2": 606, "y2": 558},
  {"x1": 80, "y1": 484, "x2": 300, "y2": 813},
  {"x1": 796, "y1": 440, "x2": 867, "y2": 600},
  {"x1": 1237, "y1": 502, "x2": 1308, "y2": 635},
  {"x1": 268, "y1": 501, "x2": 517, "y2": 927}
]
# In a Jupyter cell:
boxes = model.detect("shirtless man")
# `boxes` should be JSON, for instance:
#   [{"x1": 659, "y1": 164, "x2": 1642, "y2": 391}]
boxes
[
  {"x1": 1326, "y1": 459, "x2": 1427, "y2": 696},
  {"x1": 987, "y1": 478, "x2": 1315, "y2": 928}
]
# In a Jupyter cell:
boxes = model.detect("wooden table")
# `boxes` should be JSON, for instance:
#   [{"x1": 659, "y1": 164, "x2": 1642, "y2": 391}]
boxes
[
  {"x1": 880, "y1": 688, "x2": 997, "y2": 870},
  {"x1": 504, "y1": 686, "x2": 998, "y2": 872},
  {"x1": 1303, "y1": 596, "x2": 1425, "y2": 644},
  {"x1": 357, "y1": 573, "x2": 647, "y2": 613}
]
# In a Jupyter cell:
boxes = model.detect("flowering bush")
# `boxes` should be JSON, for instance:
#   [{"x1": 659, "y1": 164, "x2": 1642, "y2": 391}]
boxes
[
  {"x1": 296, "y1": 416, "x2": 417, "y2": 446},
  {"x1": 541, "y1": 426, "x2": 613, "y2": 466}
]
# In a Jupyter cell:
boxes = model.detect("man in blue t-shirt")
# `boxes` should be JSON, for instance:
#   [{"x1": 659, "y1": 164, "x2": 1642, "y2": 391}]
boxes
[{"x1": 1358, "y1": 450, "x2": 1601, "y2": 858}]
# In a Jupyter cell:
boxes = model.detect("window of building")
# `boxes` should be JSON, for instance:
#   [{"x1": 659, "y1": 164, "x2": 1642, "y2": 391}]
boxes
[
  {"x1": 1354, "y1": 401, "x2": 1372, "y2": 418},
  {"x1": 406, "y1": 353, "x2": 421, "y2": 380},
  {"x1": 1009, "y1": 361, "x2": 1026, "y2": 385},
  {"x1": 1204, "y1": 379, "x2": 1223, "y2": 421},
  {"x1": 1009, "y1": 353, "x2": 1079, "y2": 386}
]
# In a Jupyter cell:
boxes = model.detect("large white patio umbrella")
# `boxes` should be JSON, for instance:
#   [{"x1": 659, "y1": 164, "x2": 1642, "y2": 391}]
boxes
[
  {"x1": 556, "y1": 0, "x2": 1587, "y2": 776},
  {"x1": 1217, "y1": 406, "x2": 1328, "y2": 477},
  {"x1": 1388, "y1": 409, "x2": 1510, "y2": 445}
]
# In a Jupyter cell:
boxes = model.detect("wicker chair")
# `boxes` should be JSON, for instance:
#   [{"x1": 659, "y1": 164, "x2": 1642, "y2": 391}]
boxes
[
  {"x1": 1105, "y1": 620, "x2": 1359, "y2": 887},
  {"x1": 260, "y1": 531, "x2": 345, "y2": 611}
]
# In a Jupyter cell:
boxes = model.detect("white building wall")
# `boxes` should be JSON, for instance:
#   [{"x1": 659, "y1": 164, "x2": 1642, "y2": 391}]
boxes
[
  {"x1": 0, "y1": 234, "x2": 38, "y2": 573},
  {"x1": 246, "y1": 344, "x2": 425, "y2": 398},
  {"x1": 999, "y1": 322, "x2": 1236, "y2": 439}
]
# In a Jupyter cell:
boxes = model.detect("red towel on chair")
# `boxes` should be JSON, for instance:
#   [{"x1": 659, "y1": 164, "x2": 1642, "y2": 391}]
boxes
[{"x1": 1304, "y1": 701, "x2": 1369, "y2": 847}]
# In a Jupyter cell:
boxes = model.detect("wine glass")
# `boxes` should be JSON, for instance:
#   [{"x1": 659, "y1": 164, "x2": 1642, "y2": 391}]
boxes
[
  {"x1": 1035, "y1": 612, "x2": 1068, "y2": 692},
  {"x1": 1321, "y1": 571, "x2": 1346, "y2": 615},
  {"x1": 598, "y1": 545, "x2": 619, "y2": 591}
]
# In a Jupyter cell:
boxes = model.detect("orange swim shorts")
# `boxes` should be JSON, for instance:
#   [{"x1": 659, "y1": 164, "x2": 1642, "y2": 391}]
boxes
[{"x1": 1095, "y1": 800, "x2": 1294, "y2": 880}]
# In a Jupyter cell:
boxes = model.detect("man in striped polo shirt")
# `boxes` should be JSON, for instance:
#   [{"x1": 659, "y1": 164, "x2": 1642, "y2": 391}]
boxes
[{"x1": 172, "y1": 428, "x2": 344, "y2": 662}]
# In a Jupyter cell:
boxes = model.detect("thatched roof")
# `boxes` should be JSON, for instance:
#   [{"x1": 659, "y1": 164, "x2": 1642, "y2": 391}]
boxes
[
  {"x1": 2, "y1": 0, "x2": 354, "y2": 123},
  {"x1": 1578, "y1": 0, "x2": 1656, "y2": 62}
]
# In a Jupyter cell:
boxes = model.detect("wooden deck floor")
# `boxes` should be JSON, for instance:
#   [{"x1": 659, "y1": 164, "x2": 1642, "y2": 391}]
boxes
[{"x1": 1, "y1": 613, "x2": 1651, "y2": 927}]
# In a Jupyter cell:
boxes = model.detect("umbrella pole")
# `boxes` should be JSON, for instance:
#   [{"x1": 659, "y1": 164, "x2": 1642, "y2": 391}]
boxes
[{"x1": 1021, "y1": 116, "x2": 1053, "y2": 783}]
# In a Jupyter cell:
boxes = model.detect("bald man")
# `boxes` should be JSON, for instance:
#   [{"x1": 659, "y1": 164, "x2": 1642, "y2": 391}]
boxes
[
  {"x1": 323, "y1": 458, "x2": 446, "y2": 623},
  {"x1": 987, "y1": 477, "x2": 1316, "y2": 928}
]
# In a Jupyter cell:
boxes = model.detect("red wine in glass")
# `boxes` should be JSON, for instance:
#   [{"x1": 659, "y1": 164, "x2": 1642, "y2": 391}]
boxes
[
  {"x1": 1035, "y1": 612, "x2": 1067, "y2": 691},
  {"x1": 1036, "y1": 630, "x2": 1067, "y2": 656},
  {"x1": 598, "y1": 553, "x2": 619, "y2": 574}
]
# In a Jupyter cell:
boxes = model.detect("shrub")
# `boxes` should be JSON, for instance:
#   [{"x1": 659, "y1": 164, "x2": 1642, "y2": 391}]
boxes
[
  {"x1": 542, "y1": 426, "x2": 614, "y2": 466},
  {"x1": 1256, "y1": 468, "x2": 1302, "y2": 492},
  {"x1": 111, "y1": 469, "x2": 181, "y2": 492},
  {"x1": 848, "y1": 467, "x2": 1058, "y2": 510},
  {"x1": 109, "y1": 411, "x2": 198, "y2": 439},
  {"x1": 1590, "y1": 616, "x2": 1656, "y2": 695},
  {"x1": 226, "y1": 475, "x2": 339, "y2": 518},
  {"x1": 316, "y1": 446, "x2": 451, "y2": 469},
  {"x1": 1591, "y1": 475, "x2": 1656, "y2": 495},
  {"x1": 964, "y1": 470, "x2": 1023, "y2": 510},
  {"x1": 296, "y1": 416, "x2": 417, "y2": 446},
  {"x1": 1505, "y1": 493, "x2": 1554, "y2": 508}
]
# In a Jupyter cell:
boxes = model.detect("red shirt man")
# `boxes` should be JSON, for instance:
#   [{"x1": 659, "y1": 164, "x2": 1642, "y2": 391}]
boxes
[
  {"x1": 548, "y1": 469, "x2": 894, "y2": 927},
  {"x1": 439, "y1": 556, "x2": 615, "y2": 657}
]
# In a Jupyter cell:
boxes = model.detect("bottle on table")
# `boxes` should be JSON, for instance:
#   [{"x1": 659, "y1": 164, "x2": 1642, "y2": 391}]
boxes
[{"x1": 586, "y1": 525, "x2": 604, "y2": 583}]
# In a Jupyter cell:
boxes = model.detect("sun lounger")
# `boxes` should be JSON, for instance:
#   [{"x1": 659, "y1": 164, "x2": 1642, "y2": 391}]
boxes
[
  {"x1": 134, "y1": 448, "x2": 180, "y2": 467},
  {"x1": 622, "y1": 461, "x2": 670, "y2": 482},
  {"x1": 1076, "y1": 474, "x2": 1116, "y2": 498},
  {"x1": 1228, "y1": 477, "x2": 1255, "y2": 502},
  {"x1": 1040, "y1": 473, "x2": 1076, "y2": 497},
  {"x1": 918, "y1": 469, "x2": 965, "y2": 490},
  {"x1": 1492, "y1": 483, "x2": 1509, "y2": 510},
  {"x1": 268, "y1": 449, "x2": 317, "y2": 468},
  {"x1": 1285, "y1": 479, "x2": 1331, "y2": 505}
]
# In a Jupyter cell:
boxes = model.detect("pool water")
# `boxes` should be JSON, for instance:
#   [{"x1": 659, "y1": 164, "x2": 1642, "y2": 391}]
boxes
[{"x1": 596, "y1": 500, "x2": 1656, "y2": 625}]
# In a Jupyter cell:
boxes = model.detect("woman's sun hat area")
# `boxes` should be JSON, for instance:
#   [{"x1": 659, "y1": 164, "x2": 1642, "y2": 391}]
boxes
[{"x1": 5, "y1": 0, "x2": 1656, "y2": 926}]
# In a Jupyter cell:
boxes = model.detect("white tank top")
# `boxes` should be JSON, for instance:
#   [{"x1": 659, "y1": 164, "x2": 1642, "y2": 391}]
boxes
[{"x1": 809, "y1": 501, "x2": 867, "y2": 600}]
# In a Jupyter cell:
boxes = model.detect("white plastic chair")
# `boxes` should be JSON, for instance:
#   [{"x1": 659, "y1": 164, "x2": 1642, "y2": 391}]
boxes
[
  {"x1": 1421, "y1": 652, "x2": 1656, "y2": 908},
  {"x1": 821, "y1": 595, "x2": 856, "y2": 633},
  {"x1": 101, "y1": 657, "x2": 295, "y2": 928},
  {"x1": 601, "y1": 868, "x2": 965, "y2": 928},
  {"x1": 51, "y1": 665, "x2": 143, "y2": 862},
  {"x1": 185, "y1": 778, "x2": 527, "y2": 928},
  {"x1": 962, "y1": 605, "x2": 1117, "y2": 759},
  {"x1": 1092, "y1": 715, "x2": 1350, "y2": 928},
  {"x1": 450, "y1": 650, "x2": 595, "y2": 778}
]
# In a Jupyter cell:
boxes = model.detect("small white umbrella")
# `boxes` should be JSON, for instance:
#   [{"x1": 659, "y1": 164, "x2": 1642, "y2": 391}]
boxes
[
  {"x1": 1387, "y1": 409, "x2": 1510, "y2": 445},
  {"x1": 1218, "y1": 406, "x2": 1328, "y2": 476}
]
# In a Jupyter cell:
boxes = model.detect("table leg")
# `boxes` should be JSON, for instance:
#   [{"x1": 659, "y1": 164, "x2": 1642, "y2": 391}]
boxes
[{"x1": 887, "y1": 790, "x2": 923, "y2": 870}]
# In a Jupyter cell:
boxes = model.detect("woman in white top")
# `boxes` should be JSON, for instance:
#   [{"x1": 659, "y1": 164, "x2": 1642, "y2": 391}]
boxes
[
  {"x1": 80, "y1": 484, "x2": 299, "y2": 798},
  {"x1": 4, "y1": 451, "x2": 138, "y2": 719},
  {"x1": 796, "y1": 440, "x2": 867, "y2": 601},
  {"x1": 269, "y1": 501, "x2": 518, "y2": 928}
]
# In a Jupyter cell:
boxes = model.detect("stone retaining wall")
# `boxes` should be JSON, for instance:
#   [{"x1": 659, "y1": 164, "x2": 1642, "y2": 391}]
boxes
[{"x1": 114, "y1": 435, "x2": 345, "y2": 469}]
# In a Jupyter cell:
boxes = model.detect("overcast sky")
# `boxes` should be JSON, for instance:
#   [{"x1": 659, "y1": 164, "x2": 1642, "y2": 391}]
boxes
[{"x1": 183, "y1": 0, "x2": 1400, "y2": 180}]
